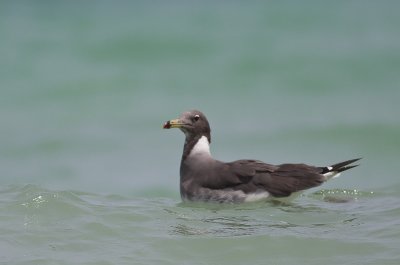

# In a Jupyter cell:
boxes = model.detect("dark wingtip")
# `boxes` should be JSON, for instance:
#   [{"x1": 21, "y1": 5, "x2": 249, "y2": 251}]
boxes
[
  {"x1": 331, "y1": 158, "x2": 362, "y2": 172},
  {"x1": 337, "y1": 164, "x2": 360, "y2": 173}
]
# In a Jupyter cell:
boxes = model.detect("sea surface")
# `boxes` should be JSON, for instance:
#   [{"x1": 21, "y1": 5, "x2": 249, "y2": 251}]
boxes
[{"x1": 1, "y1": 1, "x2": 400, "y2": 264}]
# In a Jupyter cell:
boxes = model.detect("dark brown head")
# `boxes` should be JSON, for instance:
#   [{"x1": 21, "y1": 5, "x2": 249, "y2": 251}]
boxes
[{"x1": 163, "y1": 110, "x2": 211, "y2": 142}]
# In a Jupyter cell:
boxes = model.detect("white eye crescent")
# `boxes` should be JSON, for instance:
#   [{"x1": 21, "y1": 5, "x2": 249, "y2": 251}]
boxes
[{"x1": 194, "y1": 114, "x2": 200, "y2": 121}]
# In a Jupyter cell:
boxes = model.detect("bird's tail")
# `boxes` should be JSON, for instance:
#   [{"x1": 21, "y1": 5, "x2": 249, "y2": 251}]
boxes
[{"x1": 320, "y1": 158, "x2": 361, "y2": 180}]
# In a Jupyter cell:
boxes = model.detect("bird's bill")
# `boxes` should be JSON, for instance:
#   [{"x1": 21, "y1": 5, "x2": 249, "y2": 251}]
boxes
[{"x1": 163, "y1": 119, "x2": 184, "y2": 129}]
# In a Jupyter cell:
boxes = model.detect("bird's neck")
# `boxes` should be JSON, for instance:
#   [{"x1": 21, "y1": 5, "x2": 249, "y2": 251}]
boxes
[
  {"x1": 180, "y1": 135, "x2": 213, "y2": 184},
  {"x1": 181, "y1": 135, "x2": 212, "y2": 162}
]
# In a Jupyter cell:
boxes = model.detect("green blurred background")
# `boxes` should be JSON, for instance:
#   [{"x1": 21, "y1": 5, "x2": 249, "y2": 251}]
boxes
[
  {"x1": 1, "y1": 1, "x2": 399, "y2": 195},
  {"x1": 2, "y1": 2, "x2": 400, "y2": 265}
]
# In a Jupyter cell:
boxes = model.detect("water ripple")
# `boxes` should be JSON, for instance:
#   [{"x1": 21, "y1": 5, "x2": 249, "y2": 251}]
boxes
[{"x1": 1, "y1": 184, "x2": 399, "y2": 264}]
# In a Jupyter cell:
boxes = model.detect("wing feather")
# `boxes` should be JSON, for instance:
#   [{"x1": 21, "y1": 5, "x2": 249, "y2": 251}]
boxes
[
  {"x1": 199, "y1": 160, "x2": 326, "y2": 197},
  {"x1": 226, "y1": 161, "x2": 325, "y2": 197}
]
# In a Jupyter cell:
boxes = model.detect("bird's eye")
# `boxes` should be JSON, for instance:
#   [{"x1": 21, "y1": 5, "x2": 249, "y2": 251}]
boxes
[{"x1": 193, "y1": 114, "x2": 200, "y2": 121}]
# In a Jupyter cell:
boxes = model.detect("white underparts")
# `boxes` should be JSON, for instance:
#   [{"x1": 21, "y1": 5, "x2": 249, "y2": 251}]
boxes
[
  {"x1": 244, "y1": 191, "x2": 305, "y2": 203},
  {"x1": 323, "y1": 171, "x2": 341, "y2": 181},
  {"x1": 189, "y1": 136, "x2": 211, "y2": 157},
  {"x1": 244, "y1": 191, "x2": 270, "y2": 202}
]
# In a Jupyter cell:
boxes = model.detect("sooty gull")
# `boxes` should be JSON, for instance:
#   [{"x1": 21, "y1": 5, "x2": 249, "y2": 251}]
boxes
[{"x1": 163, "y1": 110, "x2": 360, "y2": 203}]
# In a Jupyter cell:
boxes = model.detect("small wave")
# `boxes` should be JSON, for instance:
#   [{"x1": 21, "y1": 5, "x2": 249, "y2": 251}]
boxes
[{"x1": 0, "y1": 184, "x2": 98, "y2": 229}]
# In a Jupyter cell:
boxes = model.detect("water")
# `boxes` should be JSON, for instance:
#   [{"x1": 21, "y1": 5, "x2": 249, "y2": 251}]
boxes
[
  {"x1": 1, "y1": 1, "x2": 400, "y2": 264},
  {"x1": 1, "y1": 185, "x2": 398, "y2": 264}
]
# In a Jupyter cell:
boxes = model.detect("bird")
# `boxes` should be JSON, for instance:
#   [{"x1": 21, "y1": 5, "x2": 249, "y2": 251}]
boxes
[{"x1": 163, "y1": 110, "x2": 360, "y2": 203}]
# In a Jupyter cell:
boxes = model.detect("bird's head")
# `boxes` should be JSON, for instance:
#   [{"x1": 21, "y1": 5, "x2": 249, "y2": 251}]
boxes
[{"x1": 163, "y1": 110, "x2": 211, "y2": 142}]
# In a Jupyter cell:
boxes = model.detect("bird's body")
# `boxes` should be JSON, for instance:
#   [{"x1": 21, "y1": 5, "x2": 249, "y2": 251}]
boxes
[{"x1": 163, "y1": 110, "x2": 360, "y2": 203}]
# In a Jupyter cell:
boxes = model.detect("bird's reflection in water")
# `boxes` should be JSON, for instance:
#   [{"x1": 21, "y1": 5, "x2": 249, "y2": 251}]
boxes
[
  {"x1": 171, "y1": 215, "x2": 259, "y2": 237},
  {"x1": 166, "y1": 191, "x2": 366, "y2": 237}
]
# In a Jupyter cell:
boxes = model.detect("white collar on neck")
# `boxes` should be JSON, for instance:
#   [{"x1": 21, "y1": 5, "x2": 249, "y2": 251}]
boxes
[{"x1": 189, "y1": 136, "x2": 211, "y2": 158}]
